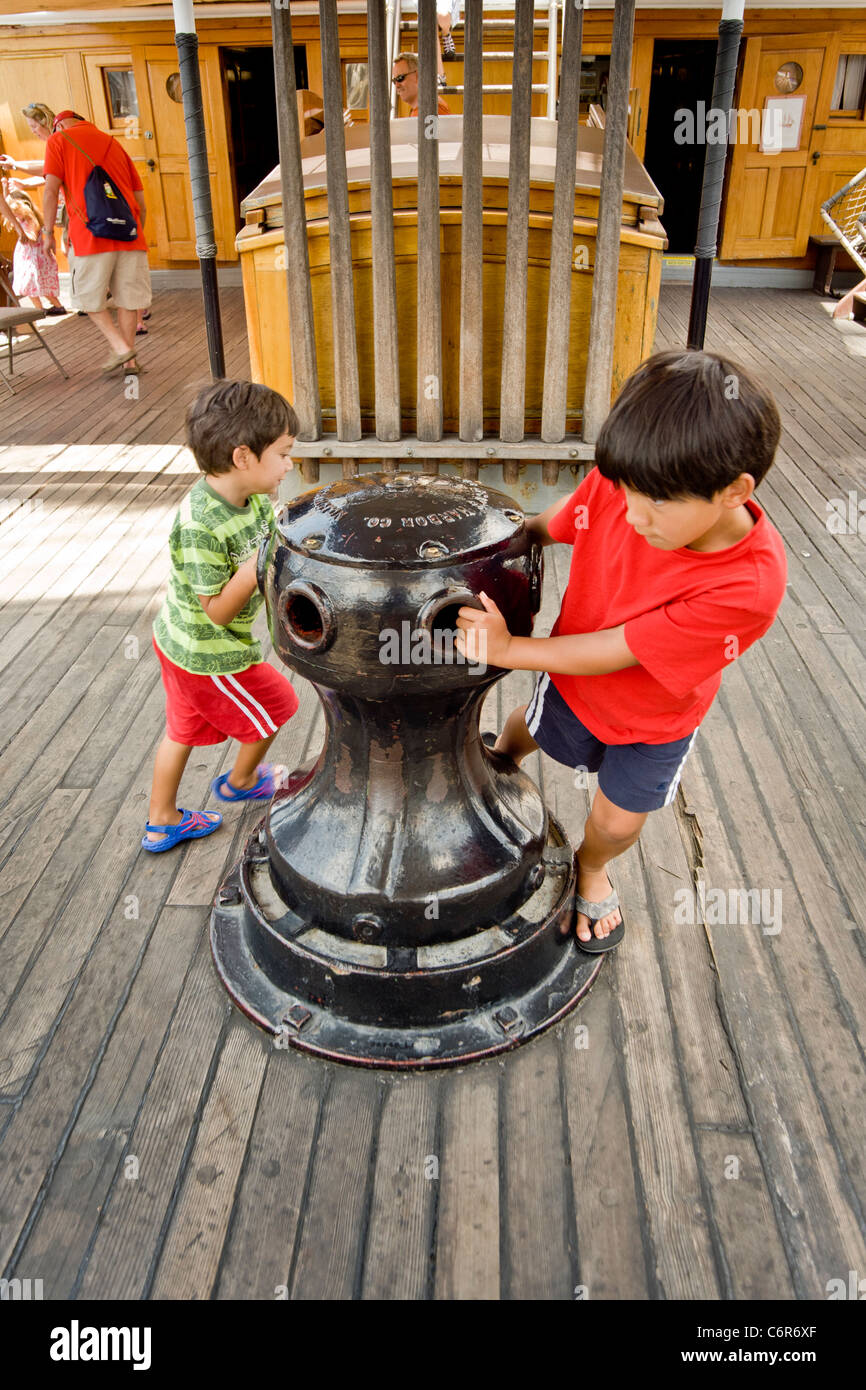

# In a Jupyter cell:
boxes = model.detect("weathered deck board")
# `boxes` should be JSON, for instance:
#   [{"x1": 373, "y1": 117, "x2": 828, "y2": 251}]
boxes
[
  {"x1": 433, "y1": 1066, "x2": 501, "y2": 1299},
  {"x1": 12, "y1": 905, "x2": 206, "y2": 1299},
  {"x1": 214, "y1": 1052, "x2": 327, "y2": 1301},
  {"x1": 2, "y1": 284, "x2": 864, "y2": 1300}
]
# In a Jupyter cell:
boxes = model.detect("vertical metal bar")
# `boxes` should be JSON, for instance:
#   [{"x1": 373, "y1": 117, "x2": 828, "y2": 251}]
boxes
[
  {"x1": 173, "y1": 1, "x2": 225, "y2": 379},
  {"x1": 416, "y1": 0, "x2": 443, "y2": 441},
  {"x1": 582, "y1": 0, "x2": 636, "y2": 444},
  {"x1": 270, "y1": 0, "x2": 321, "y2": 437},
  {"x1": 368, "y1": 0, "x2": 401, "y2": 440},
  {"x1": 546, "y1": 0, "x2": 558, "y2": 121},
  {"x1": 688, "y1": 0, "x2": 745, "y2": 349},
  {"x1": 459, "y1": 0, "x2": 483, "y2": 442},
  {"x1": 320, "y1": 0, "x2": 362, "y2": 441},
  {"x1": 499, "y1": 0, "x2": 535, "y2": 443},
  {"x1": 541, "y1": 0, "x2": 583, "y2": 443}
]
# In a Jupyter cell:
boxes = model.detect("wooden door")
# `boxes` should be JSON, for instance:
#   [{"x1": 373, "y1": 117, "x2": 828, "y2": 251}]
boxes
[
  {"x1": 720, "y1": 33, "x2": 834, "y2": 260},
  {"x1": 806, "y1": 33, "x2": 866, "y2": 241},
  {"x1": 83, "y1": 52, "x2": 158, "y2": 257},
  {"x1": 142, "y1": 47, "x2": 237, "y2": 263}
]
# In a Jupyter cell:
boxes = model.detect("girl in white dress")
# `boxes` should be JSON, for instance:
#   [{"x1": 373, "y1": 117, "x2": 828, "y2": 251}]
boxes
[{"x1": 1, "y1": 189, "x2": 65, "y2": 314}]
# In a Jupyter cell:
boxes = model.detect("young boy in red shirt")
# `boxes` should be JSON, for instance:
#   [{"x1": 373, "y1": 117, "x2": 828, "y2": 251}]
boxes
[
  {"x1": 143, "y1": 380, "x2": 300, "y2": 852},
  {"x1": 456, "y1": 350, "x2": 787, "y2": 952}
]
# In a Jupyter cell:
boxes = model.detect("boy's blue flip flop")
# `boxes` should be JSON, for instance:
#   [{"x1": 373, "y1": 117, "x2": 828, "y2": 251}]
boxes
[
  {"x1": 573, "y1": 886, "x2": 625, "y2": 954},
  {"x1": 211, "y1": 763, "x2": 288, "y2": 802},
  {"x1": 141, "y1": 808, "x2": 222, "y2": 853}
]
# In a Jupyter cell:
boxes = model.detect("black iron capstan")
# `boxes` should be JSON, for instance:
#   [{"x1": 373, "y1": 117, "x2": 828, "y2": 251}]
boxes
[{"x1": 210, "y1": 473, "x2": 598, "y2": 1066}]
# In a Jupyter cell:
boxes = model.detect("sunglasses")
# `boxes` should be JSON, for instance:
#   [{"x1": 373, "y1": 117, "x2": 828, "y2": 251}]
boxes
[{"x1": 391, "y1": 72, "x2": 411, "y2": 85}]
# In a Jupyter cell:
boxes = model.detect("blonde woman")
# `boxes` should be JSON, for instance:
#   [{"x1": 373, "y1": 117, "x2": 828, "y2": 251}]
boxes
[{"x1": 0, "y1": 102, "x2": 72, "y2": 260}]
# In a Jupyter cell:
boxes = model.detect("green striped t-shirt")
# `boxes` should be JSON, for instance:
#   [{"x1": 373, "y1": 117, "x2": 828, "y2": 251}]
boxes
[{"x1": 153, "y1": 478, "x2": 274, "y2": 675}]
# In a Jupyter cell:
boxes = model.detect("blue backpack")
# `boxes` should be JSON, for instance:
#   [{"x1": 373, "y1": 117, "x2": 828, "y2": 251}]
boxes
[{"x1": 61, "y1": 131, "x2": 140, "y2": 241}]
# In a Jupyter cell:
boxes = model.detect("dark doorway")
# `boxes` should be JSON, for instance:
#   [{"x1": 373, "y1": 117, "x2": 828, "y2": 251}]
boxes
[
  {"x1": 221, "y1": 45, "x2": 308, "y2": 222},
  {"x1": 642, "y1": 40, "x2": 720, "y2": 254}
]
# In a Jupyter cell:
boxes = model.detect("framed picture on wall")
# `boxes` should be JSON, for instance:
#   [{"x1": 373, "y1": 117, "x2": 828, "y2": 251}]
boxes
[{"x1": 760, "y1": 95, "x2": 806, "y2": 153}]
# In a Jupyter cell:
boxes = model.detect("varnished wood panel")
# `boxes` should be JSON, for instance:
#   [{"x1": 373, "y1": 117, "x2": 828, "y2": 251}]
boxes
[{"x1": 240, "y1": 194, "x2": 662, "y2": 437}]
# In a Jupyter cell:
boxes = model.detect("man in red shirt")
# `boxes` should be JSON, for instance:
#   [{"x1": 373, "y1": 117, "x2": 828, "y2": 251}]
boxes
[
  {"x1": 41, "y1": 110, "x2": 151, "y2": 373},
  {"x1": 456, "y1": 350, "x2": 787, "y2": 954}
]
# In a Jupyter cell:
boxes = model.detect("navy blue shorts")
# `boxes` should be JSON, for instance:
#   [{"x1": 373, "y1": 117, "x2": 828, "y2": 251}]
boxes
[{"x1": 525, "y1": 673, "x2": 698, "y2": 813}]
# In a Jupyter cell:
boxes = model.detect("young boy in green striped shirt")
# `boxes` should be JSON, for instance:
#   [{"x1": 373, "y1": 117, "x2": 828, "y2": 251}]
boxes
[{"x1": 143, "y1": 380, "x2": 300, "y2": 852}]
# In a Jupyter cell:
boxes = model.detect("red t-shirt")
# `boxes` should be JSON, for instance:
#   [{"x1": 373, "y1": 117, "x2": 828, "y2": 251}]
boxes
[
  {"x1": 43, "y1": 122, "x2": 146, "y2": 256},
  {"x1": 545, "y1": 467, "x2": 788, "y2": 744},
  {"x1": 409, "y1": 98, "x2": 452, "y2": 116}
]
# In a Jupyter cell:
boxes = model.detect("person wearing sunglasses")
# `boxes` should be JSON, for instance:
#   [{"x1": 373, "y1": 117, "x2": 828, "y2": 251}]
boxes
[{"x1": 392, "y1": 52, "x2": 451, "y2": 117}]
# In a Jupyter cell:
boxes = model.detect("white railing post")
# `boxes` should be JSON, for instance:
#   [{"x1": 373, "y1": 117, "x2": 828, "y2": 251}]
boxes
[{"x1": 546, "y1": 0, "x2": 559, "y2": 120}]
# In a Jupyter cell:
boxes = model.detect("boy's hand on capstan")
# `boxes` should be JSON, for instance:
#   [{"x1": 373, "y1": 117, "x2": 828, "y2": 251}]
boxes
[{"x1": 456, "y1": 592, "x2": 513, "y2": 667}]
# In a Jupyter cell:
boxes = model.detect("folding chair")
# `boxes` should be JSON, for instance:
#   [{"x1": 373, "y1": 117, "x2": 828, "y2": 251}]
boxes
[{"x1": 0, "y1": 267, "x2": 69, "y2": 395}]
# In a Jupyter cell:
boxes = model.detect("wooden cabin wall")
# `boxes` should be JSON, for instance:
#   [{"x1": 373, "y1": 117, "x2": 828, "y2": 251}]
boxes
[
  {"x1": 237, "y1": 211, "x2": 663, "y2": 435},
  {"x1": 0, "y1": 11, "x2": 371, "y2": 270},
  {"x1": 1, "y1": 9, "x2": 865, "y2": 270}
]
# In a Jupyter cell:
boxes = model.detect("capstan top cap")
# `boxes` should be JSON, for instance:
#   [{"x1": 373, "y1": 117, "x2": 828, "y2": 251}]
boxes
[{"x1": 276, "y1": 473, "x2": 525, "y2": 568}]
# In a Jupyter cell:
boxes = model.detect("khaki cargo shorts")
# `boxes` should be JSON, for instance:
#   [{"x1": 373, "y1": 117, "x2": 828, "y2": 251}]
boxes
[{"x1": 70, "y1": 249, "x2": 152, "y2": 313}]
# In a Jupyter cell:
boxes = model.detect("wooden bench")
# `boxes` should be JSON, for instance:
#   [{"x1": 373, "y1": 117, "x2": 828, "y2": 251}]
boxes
[{"x1": 810, "y1": 233, "x2": 842, "y2": 296}]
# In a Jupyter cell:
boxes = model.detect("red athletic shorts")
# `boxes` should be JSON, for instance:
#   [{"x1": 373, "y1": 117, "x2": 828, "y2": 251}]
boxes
[{"x1": 153, "y1": 636, "x2": 299, "y2": 746}]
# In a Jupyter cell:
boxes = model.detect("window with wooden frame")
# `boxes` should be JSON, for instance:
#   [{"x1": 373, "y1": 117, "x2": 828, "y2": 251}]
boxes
[
  {"x1": 342, "y1": 60, "x2": 369, "y2": 121},
  {"x1": 830, "y1": 53, "x2": 866, "y2": 119},
  {"x1": 101, "y1": 68, "x2": 140, "y2": 130}
]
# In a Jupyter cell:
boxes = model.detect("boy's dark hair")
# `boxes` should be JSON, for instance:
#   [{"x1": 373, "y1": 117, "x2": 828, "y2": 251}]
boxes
[
  {"x1": 595, "y1": 350, "x2": 781, "y2": 500},
  {"x1": 186, "y1": 379, "x2": 299, "y2": 475}
]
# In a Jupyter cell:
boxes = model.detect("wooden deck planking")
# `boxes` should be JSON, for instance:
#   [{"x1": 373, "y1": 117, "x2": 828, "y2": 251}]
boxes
[
  {"x1": 10, "y1": 905, "x2": 207, "y2": 1299},
  {"x1": 0, "y1": 290, "x2": 251, "y2": 449},
  {"x1": 360, "y1": 1074, "x2": 440, "y2": 1300},
  {"x1": 432, "y1": 1066, "x2": 501, "y2": 1300},
  {"x1": 213, "y1": 1050, "x2": 326, "y2": 1301},
  {"x1": 0, "y1": 284, "x2": 864, "y2": 1299}
]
